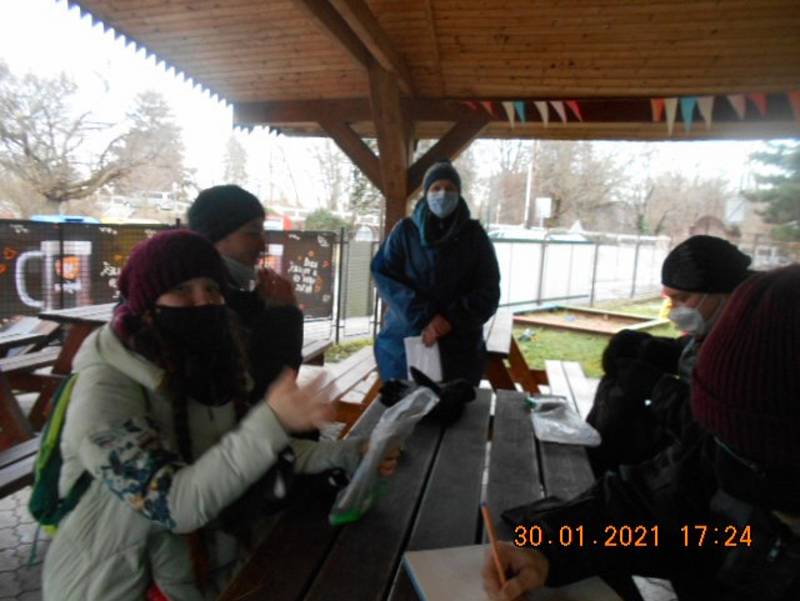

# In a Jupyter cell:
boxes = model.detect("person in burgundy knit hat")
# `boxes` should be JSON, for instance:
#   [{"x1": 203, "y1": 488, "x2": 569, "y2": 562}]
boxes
[{"x1": 482, "y1": 265, "x2": 800, "y2": 601}]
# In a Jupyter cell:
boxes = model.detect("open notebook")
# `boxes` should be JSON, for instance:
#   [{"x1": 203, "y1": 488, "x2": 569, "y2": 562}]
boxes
[{"x1": 404, "y1": 545, "x2": 622, "y2": 601}]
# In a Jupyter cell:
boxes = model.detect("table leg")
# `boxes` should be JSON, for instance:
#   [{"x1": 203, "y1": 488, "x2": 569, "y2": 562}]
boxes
[
  {"x1": 0, "y1": 369, "x2": 34, "y2": 451},
  {"x1": 508, "y1": 338, "x2": 548, "y2": 394},
  {"x1": 484, "y1": 355, "x2": 516, "y2": 391},
  {"x1": 28, "y1": 323, "x2": 97, "y2": 429}
]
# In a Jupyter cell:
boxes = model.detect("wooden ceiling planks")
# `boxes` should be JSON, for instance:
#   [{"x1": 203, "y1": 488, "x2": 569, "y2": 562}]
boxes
[{"x1": 69, "y1": 0, "x2": 800, "y2": 138}]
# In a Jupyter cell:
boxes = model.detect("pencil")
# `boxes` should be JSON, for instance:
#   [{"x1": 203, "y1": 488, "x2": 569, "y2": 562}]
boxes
[{"x1": 480, "y1": 501, "x2": 507, "y2": 587}]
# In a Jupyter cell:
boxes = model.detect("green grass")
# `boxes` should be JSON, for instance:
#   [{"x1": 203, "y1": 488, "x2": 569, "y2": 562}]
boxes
[
  {"x1": 515, "y1": 298, "x2": 680, "y2": 378},
  {"x1": 325, "y1": 337, "x2": 373, "y2": 363}
]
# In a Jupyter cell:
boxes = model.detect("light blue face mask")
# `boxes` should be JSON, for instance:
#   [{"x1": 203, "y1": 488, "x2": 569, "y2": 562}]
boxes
[{"x1": 426, "y1": 190, "x2": 459, "y2": 218}]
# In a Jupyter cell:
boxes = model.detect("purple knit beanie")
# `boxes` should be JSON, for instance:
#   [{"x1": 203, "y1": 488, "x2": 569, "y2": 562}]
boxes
[
  {"x1": 117, "y1": 229, "x2": 228, "y2": 316},
  {"x1": 692, "y1": 265, "x2": 800, "y2": 469}
]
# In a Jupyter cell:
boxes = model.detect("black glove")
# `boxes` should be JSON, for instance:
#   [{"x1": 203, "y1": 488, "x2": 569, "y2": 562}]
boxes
[
  {"x1": 639, "y1": 337, "x2": 685, "y2": 374},
  {"x1": 379, "y1": 379, "x2": 417, "y2": 407},
  {"x1": 601, "y1": 330, "x2": 652, "y2": 376},
  {"x1": 616, "y1": 359, "x2": 664, "y2": 401},
  {"x1": 408, "y1": 367, "x2": 475, "y2": 427}
]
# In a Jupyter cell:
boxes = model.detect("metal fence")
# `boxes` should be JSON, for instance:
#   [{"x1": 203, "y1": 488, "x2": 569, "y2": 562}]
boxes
[{"x1": 1, "y1": 218, "x2": 672, "y2": 341}]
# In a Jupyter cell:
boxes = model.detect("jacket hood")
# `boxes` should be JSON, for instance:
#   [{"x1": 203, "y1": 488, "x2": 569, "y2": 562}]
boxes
[
  {"x1": 73, "y1": 324, "x2": 166, "y2": 392},
  {"x1": 411, "y1": 196, "x2": 471, "y2": 247}
]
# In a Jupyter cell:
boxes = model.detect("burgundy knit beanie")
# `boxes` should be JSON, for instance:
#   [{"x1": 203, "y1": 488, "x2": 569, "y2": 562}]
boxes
[
  {"x1": 692, "y1": 265, "x2": 800, "y2": 469},
  {"x1": 117, "y1": 229, "x2": 228, "y2": 316}
]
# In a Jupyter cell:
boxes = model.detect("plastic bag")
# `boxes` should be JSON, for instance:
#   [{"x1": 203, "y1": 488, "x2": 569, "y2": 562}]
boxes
[
  {"x1": 329, "y1": 386, "x2": 439, "y2": 525},
  {"x1": 528, "y1": 394, "x2": 602, "y2": 447},
  {"x1": 404, "y1": 336, "x2": 442, "y2": 382}
]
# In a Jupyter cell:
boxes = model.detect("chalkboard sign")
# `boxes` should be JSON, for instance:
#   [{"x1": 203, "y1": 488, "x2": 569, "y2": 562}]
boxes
[{"x1": 263, "y1": 231, "x2": 335, "y2": 319}]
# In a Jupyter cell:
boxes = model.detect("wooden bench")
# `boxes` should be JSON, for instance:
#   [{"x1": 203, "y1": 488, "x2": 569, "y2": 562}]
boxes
[
  {"x1": 301, "y1": 338, "x2": 331, "y2": 366},
  {"x1": 484, "y1": 310, "x2": 547, "y2": 393},
  {"x1": 0, "y1": 435, "x2": 39, "y2": 498}
]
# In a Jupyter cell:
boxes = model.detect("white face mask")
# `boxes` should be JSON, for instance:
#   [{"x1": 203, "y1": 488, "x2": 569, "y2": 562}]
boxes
[
  {"x1": 426, "y1": 190, "x2": 459, "y2": 218},
  {"x1": 668, "y1": 294, "x2": 725, "y2": 337}
]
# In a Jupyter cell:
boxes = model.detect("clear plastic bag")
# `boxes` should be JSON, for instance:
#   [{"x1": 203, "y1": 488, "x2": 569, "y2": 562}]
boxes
[
  {"x1": 329, "y1": 386, "x2": 439, "y2": 525},
  {"x1": 528, "y1": 394, "x2": 602, "y2": 447},
  {"x1": 404, "y1": 336, "x2": 442, "y2": 381}
]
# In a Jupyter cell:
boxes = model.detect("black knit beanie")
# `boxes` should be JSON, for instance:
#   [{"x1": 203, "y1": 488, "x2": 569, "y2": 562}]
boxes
[
  {"x1": 661, "y1": 235, "x2": 752, "y2": 293},
  {"x1": 188, "y1": 185, "x2": 266, "y2": 243},
  {"x1": 692, "y1": 265, "x2": 800, "y2": 470},
  {"x1": 422, "y1": 160, "x2": 461, "y2": 195}
]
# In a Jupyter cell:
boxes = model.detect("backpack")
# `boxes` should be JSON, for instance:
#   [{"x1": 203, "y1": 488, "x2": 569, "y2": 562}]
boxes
[{"x1": 28, "y1": 374, "x2": 92, "y2": 537}]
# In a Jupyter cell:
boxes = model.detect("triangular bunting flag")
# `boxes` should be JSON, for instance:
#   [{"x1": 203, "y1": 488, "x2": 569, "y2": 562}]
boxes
[
  {"x1": 727, "y1": 95, "x2": 746, "y2": 119},
  {"x1": 550, "y1": 101, "x2": 567, "y2": 123},
  {"x1": 502, "y1": 101, "x2": 516, "y2": 128},
  {"x1": 747, "y1": 93, "x2": 768, "y2": 116},
  {"x1": 462, "y1": 101, "x2": 479, "y2": 111},
  {"x1": 534, "y1": 101, "x2": 548, "y2": 127},
  {"x1": 697, "y1": 96, "x2": 714, "y2": 130},
  {"x1": 788, "y1": 91, "x2": 800, "y2": 122},
  {"x1": 664, "y1": 98, "x2": 678, "y2": 136},
  {"x1": 680, "y1": 97, "x2": 698, "y2": 133},
  {"x1": 566, "y1": 100, "x2": 583, "y2": 121},
  {"x1": 650, "y1": 98, "x2": 665, "y2": 122},
  {"x1": 481, "y1": 101, "x2": 497, "y2": 117},
  {"x1": 513, "y1": 101, "x2": 527, "y2": 122}
]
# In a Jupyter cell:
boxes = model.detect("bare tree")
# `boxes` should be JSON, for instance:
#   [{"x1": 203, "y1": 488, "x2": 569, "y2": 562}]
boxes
[{"x1": 0, "y1": 62, "x2": 149, "y2": 207}]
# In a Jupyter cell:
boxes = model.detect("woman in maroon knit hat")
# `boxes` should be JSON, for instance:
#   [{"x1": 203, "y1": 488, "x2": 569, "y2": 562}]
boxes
[
  {"x1": 482, "y1": 266, "x2": 800, "y2": 601},
  {"x1": 42, "y1": 229, "x2": 398, "y2": 601}
]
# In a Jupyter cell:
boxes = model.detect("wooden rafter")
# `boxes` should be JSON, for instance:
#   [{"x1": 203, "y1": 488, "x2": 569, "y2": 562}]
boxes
[
  {"x1": 329, "y1": 0, "x2": 415, "y2": 95},
  {"x1": 318, "y1": 118, "x2": 383, "y2": 193},
  {"x1": 407, "y1": 115, "x2": 491, "y2": 195},
  {"x1": 290, "y1": 0, "x2": 371, "y2": 70}
]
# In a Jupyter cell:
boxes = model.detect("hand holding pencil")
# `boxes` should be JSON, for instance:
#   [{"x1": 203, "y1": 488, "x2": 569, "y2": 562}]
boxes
[{"x1": 480, "y1": 503, "x2": 549, "y2": 601}]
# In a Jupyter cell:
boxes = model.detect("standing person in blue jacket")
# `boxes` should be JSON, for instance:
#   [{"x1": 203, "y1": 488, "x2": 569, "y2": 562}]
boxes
[{"x1": 371, "y1": 160, "x2": 501, "y2": 386}]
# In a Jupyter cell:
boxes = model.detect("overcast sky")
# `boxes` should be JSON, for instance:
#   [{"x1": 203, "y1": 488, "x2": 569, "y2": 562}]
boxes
[{"x1": 0, "y1": 0, "x2": 771, "y2": 208}]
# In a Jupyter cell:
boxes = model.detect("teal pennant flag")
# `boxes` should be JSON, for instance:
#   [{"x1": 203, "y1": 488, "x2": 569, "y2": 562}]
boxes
[{"x1": 680, "y1": 97, "x2": 698, "y2": 133}]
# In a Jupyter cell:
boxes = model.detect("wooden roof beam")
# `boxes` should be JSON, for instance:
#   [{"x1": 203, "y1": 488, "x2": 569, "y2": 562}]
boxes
[
  {"x1": 318, "y1": 118, "x2": 383, "y2": 194},
  {"x1": 290, "y1": 0, "x2": 371, "y2": 70},
  {"x1": 328, "y1": 0, "x2": 415, "y2": 95}
]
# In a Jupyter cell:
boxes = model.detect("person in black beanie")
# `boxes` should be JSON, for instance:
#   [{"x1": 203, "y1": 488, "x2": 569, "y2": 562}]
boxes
[
  {"x1": 587, "y1": 235, "x2": 753, "y2": 474},
  {"x1": 371, "y1": 160, "x2": 500, "y2": 385},
  {"x1": 484, "y1": 266, "x2": 800, "y2": 601},
  {"x1": 188, "y1": 184, "x2": 303, "y2": 402}
]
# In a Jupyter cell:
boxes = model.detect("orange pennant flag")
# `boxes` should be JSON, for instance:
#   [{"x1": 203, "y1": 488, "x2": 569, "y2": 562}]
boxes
[
  {"x1": 747, "y1": 93, "x2": 768, "y2": 116},
  {"x1": 788, "y1": 91, "x2": 800, "y2": 122},
  {"x1": 650, "y1": 98, "x2": 665, "y2": 122},
  {"x1": 481, "y1": 101, "x2": 497, "y2": 117},
  {"x1": 565, "y1": 100, "x2": 583, "y2": 121}
]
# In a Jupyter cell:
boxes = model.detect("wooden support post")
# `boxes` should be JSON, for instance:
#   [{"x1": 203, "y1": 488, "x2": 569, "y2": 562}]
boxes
[
  {"x1": 368, "y1": 61, "x2": 413, "y2": 236},
  {"x1": 318, "y1": 119, "x2": 383, "y2": 193}
]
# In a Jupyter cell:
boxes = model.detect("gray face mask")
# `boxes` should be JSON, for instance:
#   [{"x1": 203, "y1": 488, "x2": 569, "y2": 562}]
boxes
[
  {"x1": 426, "y1": 190, "x2": 459, "y2": 218},
  {"x1": 668, "y1": 295, "x2": 725, "y2": 337}
]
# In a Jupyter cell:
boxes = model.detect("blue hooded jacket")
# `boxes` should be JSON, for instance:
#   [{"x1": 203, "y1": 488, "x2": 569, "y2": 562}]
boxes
[{"x1": 371, "y1": 197, "x2": 500, "y2": 384}]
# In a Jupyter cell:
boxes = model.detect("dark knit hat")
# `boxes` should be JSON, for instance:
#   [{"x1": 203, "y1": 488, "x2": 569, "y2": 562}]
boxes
[
  {"x1": 187, "y1": 184, "x2": 265, "y2": 243},
  {"x1": 661, "y1": 235, "x2": 752, "y2": 293},
  {"x1": 692, "y1": 265, "x2": 800, "y2": 469},
  {"x1": 423, "y1": 160, "x2": 461, "y2": 195},
  {"x1": 117, "y1": 229, "x2": 228, "y2": 316}
]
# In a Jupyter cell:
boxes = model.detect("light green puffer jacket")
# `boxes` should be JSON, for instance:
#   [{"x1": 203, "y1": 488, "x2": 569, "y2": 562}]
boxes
[{"x1": 42, "y1": 324, "x2": 361, "y2": 600}]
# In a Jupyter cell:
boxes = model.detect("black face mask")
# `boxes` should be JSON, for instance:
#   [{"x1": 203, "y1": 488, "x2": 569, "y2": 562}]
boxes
[{"x1": 154, "y1": 304, "x2": 242, "y2": 406}]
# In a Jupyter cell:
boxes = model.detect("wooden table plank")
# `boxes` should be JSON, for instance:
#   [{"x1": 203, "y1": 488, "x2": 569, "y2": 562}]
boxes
[
  {"x1": 387, "y1": 389, "x2": 492, "y2": 601},
  {"x1": 218, "y1": 398, "x2": 390, "y2": 601},
  {"x1": 303, "y1": 420, "x2": 443, "y2": 601},
  {"x1": 485, "y1": 310, "x2": 513, "y2": 357},
  {"x1": 488, "y1": 390, "x2": 543, "y2": 540},
  {"x1": 540, "y1": 361, "x2": 594, "y2": 499},
  {"x1": 562, "y1": 361, "x2": 595, "y2": 420},
  {"x1": 0, "y1": 332, "x2": 49, "y2": 354}
]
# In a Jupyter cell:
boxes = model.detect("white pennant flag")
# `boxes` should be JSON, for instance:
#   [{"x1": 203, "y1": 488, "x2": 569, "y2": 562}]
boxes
[
  {"x1": 727, "y1": 94, "x2": 746, "y2": 119},
  {"x1": 697, "y1": 96, "x2": 714, "y2": 130},
  {"x1": 664, "y1": 98, "x2": 678, "y2": 136},
  {"x1": 502, "y1": 101, "x2": 516, "y2": 128},
  {"x1": 550, "y1": 101, "x2": 568, "y2": 123},
  {"x1": 534, "y1": 101, "x2": 549, "y2": 127}
]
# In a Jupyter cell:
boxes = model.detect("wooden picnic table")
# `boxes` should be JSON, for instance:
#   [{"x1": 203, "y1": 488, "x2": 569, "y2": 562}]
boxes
[
  {"x1": 483, "y1": 309, "x2": 547, "y2": 394},
  {"x1": 219, "y1": 382, "x2": 641, "y2": 601},
  {"x1": 0, "y1": 331, "x2": 51, "y2": 356}
]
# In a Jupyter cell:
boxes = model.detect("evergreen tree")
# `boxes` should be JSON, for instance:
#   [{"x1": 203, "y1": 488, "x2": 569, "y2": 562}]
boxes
[
  {"x1": 223, "y1": 134, "x2": 249, "y2": 184},
  {"x1": 746, "y1": 141, "x2": 800, "y2": 241}
]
